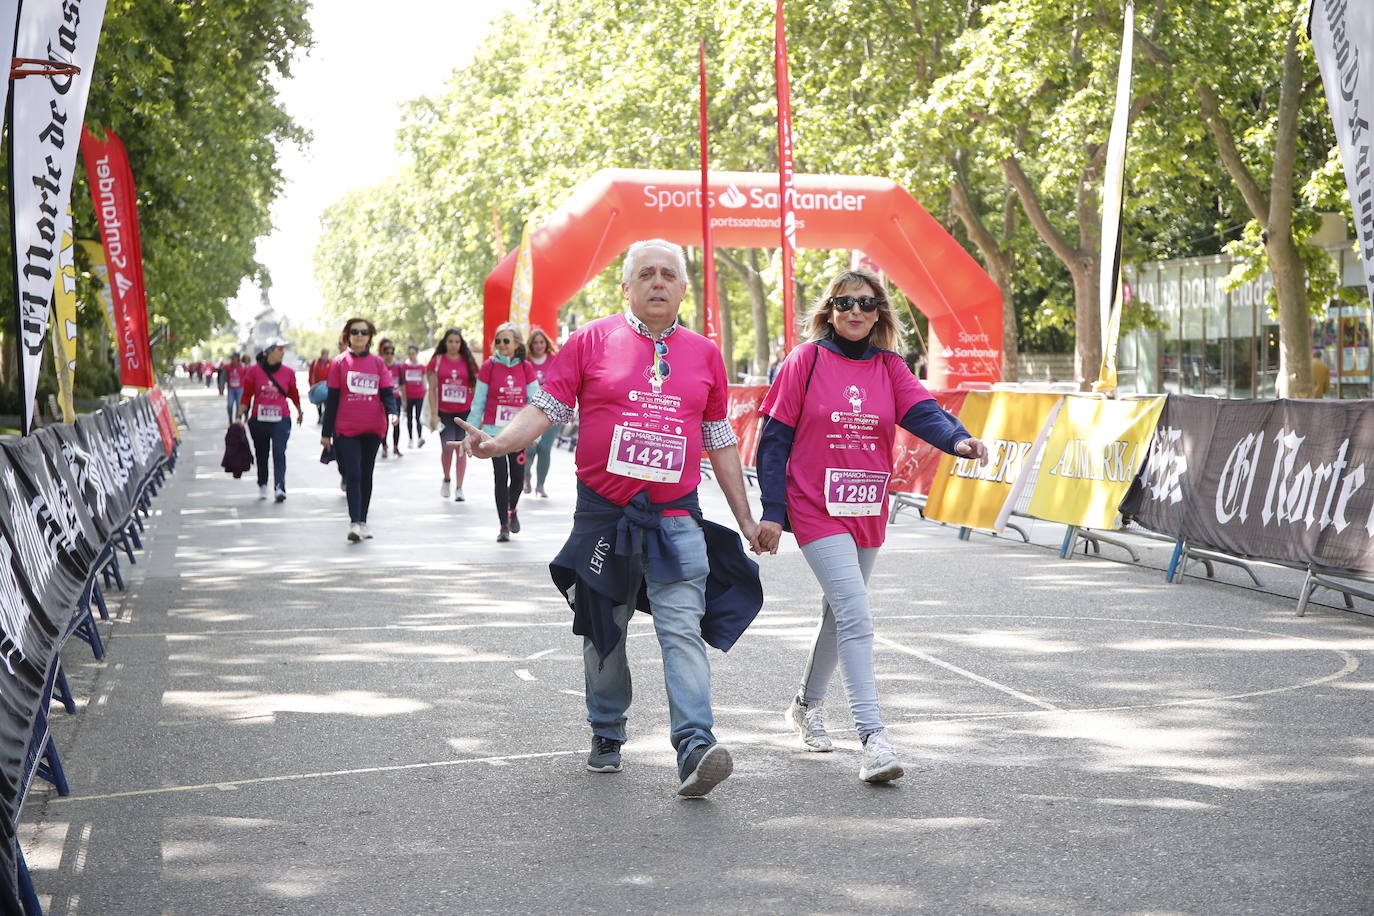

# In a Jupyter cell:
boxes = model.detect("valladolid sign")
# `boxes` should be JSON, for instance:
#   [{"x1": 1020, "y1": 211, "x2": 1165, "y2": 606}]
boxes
[{"x1": 483, "y1": 169, "x2": 1004, "y2": 389}]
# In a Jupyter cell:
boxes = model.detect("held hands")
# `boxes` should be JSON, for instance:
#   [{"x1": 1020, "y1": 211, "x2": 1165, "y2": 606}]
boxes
[
  {"x1": 955, "y1": 437, "x2": 990, "y2": 466},
  {"x1": 751, "y1": 520, "x2": 782, "y2": 555}
]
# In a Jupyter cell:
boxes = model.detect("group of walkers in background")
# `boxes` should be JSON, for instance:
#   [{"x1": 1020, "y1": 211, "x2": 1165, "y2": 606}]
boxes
[{"x1": 210, "y1": 316, "x2": 561, "y2": 545}]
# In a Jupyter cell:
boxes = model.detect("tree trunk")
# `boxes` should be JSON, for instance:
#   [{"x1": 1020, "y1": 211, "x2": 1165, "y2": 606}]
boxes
[
  {"x1": 1268, "y1": 233, "x2": 1313, "y2": 397},
  {"x1": 685, "y1": 247, "x2": 706, "y2": 335},
  {"x1": 995, "y1": 266, "x2": 1018, "y2": 381},
  {"x1": 717, "y1": 275, "x2": 735, "y2": 382},
  {"x1": 1070, "y1": 262, "x2": 1101, "y2": 389},
  {"x1": 746, "y1": 249, "x2": 770, "y2": 375}
]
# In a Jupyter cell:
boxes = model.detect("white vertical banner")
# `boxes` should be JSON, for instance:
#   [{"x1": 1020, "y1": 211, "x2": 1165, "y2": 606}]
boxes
[
  {"x1": 0, "y1": 3, "x2": 20, "y2": 126},
  {"x1": 10, "y1": 0, "x2": 107, "y2": 433},
  {"x1": 1310, "y1": 0, "x2": 1374, "y2": 309},
  {"x1": 1094, "y1": 0, "x2": 1134, "y2": 394}
]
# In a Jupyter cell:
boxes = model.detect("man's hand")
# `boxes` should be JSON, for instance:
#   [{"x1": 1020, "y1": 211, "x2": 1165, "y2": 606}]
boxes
[
  {"x1": 457, "y1": 418, "x2": 499, "y2": 458},
  {"x1": 751, "y1": 520, "x2": 783, "y2": 555},
  {"x1": 955, "y1": 437, "x2": 989, "y2": 466}
]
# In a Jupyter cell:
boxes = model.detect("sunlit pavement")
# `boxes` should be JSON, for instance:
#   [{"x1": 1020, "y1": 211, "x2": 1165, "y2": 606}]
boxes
[{"x1": 20, "y1": 381, "x2": 1374, "y2": 915}]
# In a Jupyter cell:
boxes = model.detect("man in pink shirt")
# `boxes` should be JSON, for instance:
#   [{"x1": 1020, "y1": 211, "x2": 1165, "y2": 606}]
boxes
[{"x1": 461, "y1": 239, "x2": 760, "y2": 798}]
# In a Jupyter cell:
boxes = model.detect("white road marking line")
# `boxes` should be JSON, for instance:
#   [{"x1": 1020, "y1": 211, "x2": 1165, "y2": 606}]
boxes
[
  {"x1": 524, "y1": 647, "x2": 559, "y2": 660},
  {"x1": 873, "y1": 634, "x2": 1062, "y2": 711},
  {"x1": 514, "y1": 668, "x2": 536, "y2": 681},
  {"x1": 113, "y1": 620, "x2": 571, "y2": 639},
  {"x1": 52, "y1": 750, "x2": 583, "y2": 803},
  {"x1": 559, "y1": 689, "x2": 584, "y2": 698}
]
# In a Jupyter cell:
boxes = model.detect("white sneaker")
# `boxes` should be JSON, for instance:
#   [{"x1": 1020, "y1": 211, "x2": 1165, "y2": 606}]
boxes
[
  {"x1": 454, "y1": 487, "x2": 464, "y2": 502},
  {"x1": 257, "y1": 485, "x2": 268, "y2": 501},
  {"x1": 360, "y1": 523, "x2": 374, "y2": 540},
  {"x1": 408, "y1": 438, "x2": 415, "y2": 449},
  {"x1": 347, "y1": 522, "x2": 362, "y2": 543},
  {"x1": 785, "y1": 694, "x2": 833, "y2": 752},
  {"x1": 859, "y1": 729, "x2": 904, "y2": 783},
  {"x1": 440, "y1": 479, "x2": 451, "y2": 499}
]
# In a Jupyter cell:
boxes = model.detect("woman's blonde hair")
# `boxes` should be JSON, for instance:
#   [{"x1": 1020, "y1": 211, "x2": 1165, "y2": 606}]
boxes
[
  {"x1": 493, "y1": 322, "x2": 527, "y2": 361},
  {"x1": 801, "y1": 269, "x2": 905, "y2": 353}
]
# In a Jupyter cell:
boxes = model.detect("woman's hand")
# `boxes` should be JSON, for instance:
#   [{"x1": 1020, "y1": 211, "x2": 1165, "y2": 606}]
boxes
[
  {"x1": 955, "y1": 437, "x2": 989, "y2": 466},
  {"x1": 429, "y1": 413, "x2": 439, "y2": 432},
  {"x1": 388, "y1": 414, "x2": 399, "y2": 426},
  {"x1": 320, "y1": 435, "x2": 332, "y2": 449},
  {"x1": 751, "y1": 520, "x2": 783, "y2": 555}
]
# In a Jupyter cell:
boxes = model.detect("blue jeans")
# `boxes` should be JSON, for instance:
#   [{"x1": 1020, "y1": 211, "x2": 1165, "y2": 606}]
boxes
[
  {"x1": 583, "y1": 516, "x2": 715, "y2": 769},
  {"x1": 226, "y1": 387, "x2": 243, "y2": 423},
  {"x1": 247, "y1": 418, "x2": 291, "y2": 490}
]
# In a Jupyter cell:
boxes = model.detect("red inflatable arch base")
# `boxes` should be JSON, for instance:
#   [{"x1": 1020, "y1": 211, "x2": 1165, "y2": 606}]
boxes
[{"x1": 483, "y1": 168, "x2": 1002, "y2": 388}]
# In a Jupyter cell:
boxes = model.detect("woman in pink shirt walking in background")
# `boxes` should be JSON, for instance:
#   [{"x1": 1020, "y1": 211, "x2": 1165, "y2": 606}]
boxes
[
  {"x1": 401, "y1": 345, "x2": 427, "y2": 450},
  {"x1": 466, "y1": 323, "x2": 539, "y2": 541},
  {"x1": 378, "y1": 338, "x2": 404, "y2": 459},
  {"x1": 753, "y1": 270, "x2": 987, "y2": 783},
  {"x1": 321, "y1": 317, "x2": 400, "y2": 543},
  {"x1": 522, "y1": 327, "x2": 560, "y2": 499},
  {"x1": 238, "y1": 338, "x2": 303, "y2": 502},
  {"x1": 426, "y1": 328, "x2": 479, "y2": 502}
]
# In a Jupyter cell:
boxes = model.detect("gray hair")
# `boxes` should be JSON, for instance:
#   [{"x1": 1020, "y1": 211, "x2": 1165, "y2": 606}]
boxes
[{"x1": 621, "y1": 238, "x2": 688, "y2": 285}]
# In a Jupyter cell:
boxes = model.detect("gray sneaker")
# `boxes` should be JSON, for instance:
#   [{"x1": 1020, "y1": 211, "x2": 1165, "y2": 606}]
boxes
[
  {"x1": 785, "y1": 694, "x2": 833, "y2": 752},
  {"x1": 859, "y1": 729, "x2": 904, "y2": 783},
  {"x1": 677, "y1": 743, "x2": 733, "y2": 797},
  {"x1": 586, "y1": 736, "x2": 622, "y2": 773}
]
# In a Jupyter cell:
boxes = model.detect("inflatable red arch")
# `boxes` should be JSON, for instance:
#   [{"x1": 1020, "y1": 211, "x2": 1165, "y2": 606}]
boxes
[{"x1": 483, "y1": 168, "x2": 1002, "y2": 388}]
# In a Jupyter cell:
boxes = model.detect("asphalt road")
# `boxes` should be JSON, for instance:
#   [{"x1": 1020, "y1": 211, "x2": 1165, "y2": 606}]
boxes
[{"x1": 19, "y1": 381, "x2": 1374, "y2": 915}]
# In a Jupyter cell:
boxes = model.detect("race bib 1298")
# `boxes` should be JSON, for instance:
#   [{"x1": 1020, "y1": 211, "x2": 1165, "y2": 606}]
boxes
[
  {"x1": 823, "y1": 467, "x2": 889, "y2": 517},
  {"x1": 606, "y1": 426, "x2": 687, "y2": 483}
]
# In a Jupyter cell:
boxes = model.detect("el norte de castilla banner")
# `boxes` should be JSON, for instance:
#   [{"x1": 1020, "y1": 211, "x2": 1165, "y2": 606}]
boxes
[
  {"x1": 10, "y1": 0, "x2": 108, "y2": 432},
  {"x1": 1122, "y1": 395, "x2": 1374, "y2": 577}
]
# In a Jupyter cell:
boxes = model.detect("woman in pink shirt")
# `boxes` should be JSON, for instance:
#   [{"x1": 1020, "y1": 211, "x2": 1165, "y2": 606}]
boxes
[
  {"x1": 425, "y1": 327, "x2": 479, "y2": 502},
  {"x1": 467, "y1": 323, "x2": 539, "y2": 541},
  {"x1": 753, "y1": 270, "x2": 987, "y2": 784},
  {"x1": 401, "y1": 345, "x2": 428, "y2": 450},
  {"x1": 522, "y1": 327, "x2": 560, "y2": 498},
  {"x1": 379, "y1": 338, "x2": 404, "y2": 459},
  {"x1": 238, "y1": 338, "x2": 302, "y2": 502},
  {"x1": 320, "y1": 317, "x2": 400, "y2": 543}
]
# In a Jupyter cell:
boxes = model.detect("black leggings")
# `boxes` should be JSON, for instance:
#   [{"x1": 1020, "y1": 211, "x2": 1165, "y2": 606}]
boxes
[
  {"x1": 406, "y1": 399, "x2": 424, "y2": 439},
  {"x1": 493, "y1": 451, "x2": 526, "y2": 526},
  {"x1": 391, "y1": 418, "x2": 401, "y2": 449},
  {"x1": 334, "y1": 433, "x2": 381, "y2": 523}
]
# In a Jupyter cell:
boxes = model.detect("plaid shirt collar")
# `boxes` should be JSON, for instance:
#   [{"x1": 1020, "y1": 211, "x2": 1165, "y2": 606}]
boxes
[{"x1": 623, "y1": 310, "x2": 680, "y2": 340}]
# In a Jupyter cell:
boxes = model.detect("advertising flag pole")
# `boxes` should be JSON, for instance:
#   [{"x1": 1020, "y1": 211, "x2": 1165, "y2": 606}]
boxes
[{"x1": 700, "y1": 38, "x2": 722, "y2": 351}]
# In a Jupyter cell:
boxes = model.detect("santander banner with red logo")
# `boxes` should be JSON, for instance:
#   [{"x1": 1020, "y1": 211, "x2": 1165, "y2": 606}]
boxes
[
  {"x1": 80, "y1": 127, "x2": 155, "y2": 389},
  {"x1": 482, "y1": 168, "x2": 1003, "y2": 389}
]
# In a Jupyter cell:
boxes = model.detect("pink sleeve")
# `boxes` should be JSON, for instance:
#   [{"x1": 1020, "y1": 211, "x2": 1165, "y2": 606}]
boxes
[
  {"x1": 379, "y1": 358, "x2": 395, "y2": 389},
  {"x1": 759, "y1": 345, "x2": 811, "y2": 426},
  {"x1": 887, "y1": 353, "x2": 934, "y2": 416},
  {"x1": 477, "y1": 360, "x2": 492, "y2": 385},
  {"x1": 425, "y1": 355, "x2": 438, "y2": 374},
  {"x1": 540, "y1": 333, "x2": 584, "y2": 406},
  {"x1": 284, "y1": 368, "x2": 300, "y2": 407},
  {"x1": 703, "y1": 345, "x2": 729, "y2": 423},
  {"x1": 327, "y1": 357, "x2": 342, "y2": 389}
]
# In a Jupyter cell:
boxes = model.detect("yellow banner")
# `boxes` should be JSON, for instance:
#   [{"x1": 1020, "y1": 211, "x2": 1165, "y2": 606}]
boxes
[
  {"x1": 78, "y1": 239, "x2": 117, "y2": 338},
  {"x1": 52, "y1": 208, "x2": 78, "y2": 422},
  {"x1": 509, "y1": 223, "x2": 533, "y2": 336},
  {"x1": 1028, "y1": 395, "x2": 1164, "y2": 529},
  {"x1": 924, "y1": 391, "x2": 1064, "y2": 532}
]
